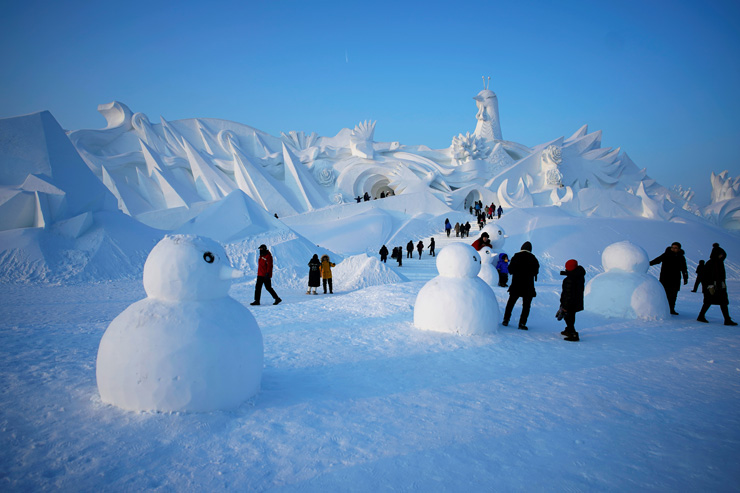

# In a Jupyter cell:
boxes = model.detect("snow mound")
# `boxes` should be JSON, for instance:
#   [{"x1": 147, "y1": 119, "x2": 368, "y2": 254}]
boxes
[
  {"x1": 602, "y1": 240, "x2": 649, "y2": 273},
  {"x1": 333, "y1": 254, "x2": 408, "y2": 292}
]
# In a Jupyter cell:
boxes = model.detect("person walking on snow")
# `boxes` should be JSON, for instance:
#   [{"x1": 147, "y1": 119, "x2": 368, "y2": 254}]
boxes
[
  {"x1": 396, "y1": 246, "x2": 403, "y2": 266},
  {"x1": 251, "y1": 244, "x2": 282, "y2": 305},
  {"x1": 429, "y1": 237, "x2": 436, "y2": 256},
  {"x1": 558, "y1": 259, "x2": 586, "y2": 342},
  {"x1": 454, "y1": 222, "x2": 461, "y2": 237},
  {"x1": 471, "y1": 232, "x2": 492, "y2": 251},
  {"x1": 497, "y1": 205, "x2": 503, "y2": 219},
  {"x1": 496, "y1": 253, "x2": 509, "y2": 287},
  {"x1": 445, "y1": 218, "x2": 452, "y2": 237},
  {"x1": 649, "y1": 241, "x2": 688, "y2": 315},
  {"x1": 502, "y1": 241, "x2": 539, "y2": 330},
  {"x1": 697, "y1": 243, "x2": 737, "y2": 325},
  {"x1": 307, "y1": 254, "x2": 321, "y2": 294},
  {"x1": 320, "y1": 254, "x2": 335, "y2": 294},
  {"x1": 406, "y1": 241, "x2": 414, "y2": 259},
  {"x1": 379, "y1": 245, "x2": 388, "y2": 263},
  {"x1": 417, "y1": 240, "x2": 424, "y2": 259},
  {"x1": 692, "y1": 260, "x2": 705, "y2": 292}
]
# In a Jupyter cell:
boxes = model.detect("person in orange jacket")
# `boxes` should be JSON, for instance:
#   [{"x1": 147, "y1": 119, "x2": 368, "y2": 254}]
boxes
[{"x1": 320, "y1": 254, "x2": 336, "y2": 294}]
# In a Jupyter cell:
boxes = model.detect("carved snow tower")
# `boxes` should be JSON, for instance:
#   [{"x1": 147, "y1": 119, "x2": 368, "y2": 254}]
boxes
[{"x1": 474, "y1": 76, "x2": 503, "y2": 143}]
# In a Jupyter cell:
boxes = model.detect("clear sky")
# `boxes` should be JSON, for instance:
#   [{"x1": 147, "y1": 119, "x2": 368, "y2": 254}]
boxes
[{"x1": 1, "y1": 0, "x2": 739, "y2": 205}]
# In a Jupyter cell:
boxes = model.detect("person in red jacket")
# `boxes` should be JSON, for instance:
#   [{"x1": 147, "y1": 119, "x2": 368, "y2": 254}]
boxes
[
  {"x1": 471, "y1": 232, "x2": 491, "y2": 251},
  {"x1": 251, "y1": 244, "x2": 282, "y2": 306}
]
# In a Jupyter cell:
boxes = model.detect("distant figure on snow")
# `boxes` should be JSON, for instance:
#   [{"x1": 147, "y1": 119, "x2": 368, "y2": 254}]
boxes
[
  {"x1": 558, "y1": 259, "x2": 586, "y2": 342},
  {"x1": 464, "y1": 222, "x2": 471, "y2": 237},
  {"x1": 496, "y1": 252, "x2": 509, "y2": 287},
  {"x1": 502, "y1": 241, "x2": 539, "y2": 330},
  {"x1": 355, "y1": 196, "x2": 362, "y2": 203},
  {"x1": 379, "y1": 245, "x2": 389, "y2": 263},
  {"x1": 307, "y1": 254, "x2": 321, "y2": 295},
  {"x1": 321, "y1": 254, "x2": 335, "y2": 294},
  {"x1": 454, "y1": 222, "x2": 461, "y2": 237},
  {"x1": 445, "y1": 218, "x2": 452, "y2": 237},
  {"x1": 407, "y1": 240, "x2": 414, "y2": 259},
  {"x1": 417, "y1": 240, "x2": 424, "y2": 259},
  {"x1": 429, "y1": 237, "x2": 435, "y2": 257},
  {"x1": 497, "y1": 205, "x2": 503, "y2": 219},
  {"x1": 697, "y1": 243, "x2": 737, "y2": 325},
  {"x1": 380, "y1": 191, "x2": 386, "y2": 198},
  {"x1": 471, "y1": 232, "x2": 492, "y2": 251},
  {"x1": 396, "y1": 246, "x2": 403, "y2": 266},
  {"x1": 649, "y1": 242, "x2": 688, "y2": 315},
  {"x1": 251, "y1": 244, "x2": 281, "y2": 306},
  {"x1": 274, "y1": 213, "x2": 279, "y2": 219},
  {"x1": 692, "y1": 260, "x2": 705, "y2": 292},
  {"x1": 363, "y1": 192, "x2": 370, "y2": 202}
]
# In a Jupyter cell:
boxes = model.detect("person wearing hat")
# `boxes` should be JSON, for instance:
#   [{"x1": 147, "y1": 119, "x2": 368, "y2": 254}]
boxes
[
  {"x1": 697, "y1": 243, "x2": 737, "y2": 325},
  {"x1": 558, "y1": 259, "x2": 586, "y2": 341},
  {"x1": 251, "y1": 244, "x2": 282, "y2": 306},
  {"x1": 320, "y1": 254, "x2": 336, "y2": 294},
  {"x1": 649, "y1": 241, "x2": 688, "y2": 315},
  {"x1": 471, "y1": 232, "x2": 492, "y2": 251},
  {"x1": 502, "y1": 241, "x2": 539, "y2": 330}
]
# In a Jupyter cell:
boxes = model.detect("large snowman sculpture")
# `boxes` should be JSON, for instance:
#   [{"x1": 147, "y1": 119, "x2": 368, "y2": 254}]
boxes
[
  {"x1": 478, "y1": 224, "x2": 506, "y2": 288},
  {"x1": 584, "y1": 240, "x2": 669, "y2": 320},
  {"x1": 414, "y1": 242, "x2": 499, "y2": 335},
  {"x1": 96, "y1": 235, "x2": 264, "y2": 412}
]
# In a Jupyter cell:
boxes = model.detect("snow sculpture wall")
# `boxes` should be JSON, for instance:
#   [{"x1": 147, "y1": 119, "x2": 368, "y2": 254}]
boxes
[
  {"x1": 474, "y1": 77, "x2": 502, "y2": 142},
  {"x1": 703, "y1": 171, "x2": 740, "y2": 230}
]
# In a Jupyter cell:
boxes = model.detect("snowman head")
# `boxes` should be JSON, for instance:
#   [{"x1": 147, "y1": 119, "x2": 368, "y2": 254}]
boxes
[
  {"x1": 480, "y1": 248, "x2": 497, "y2": 265},
  {"x1": 481, "y1": 224, "x2": 506, "y2": 250},
  {"x1": 143, "y1": 235, "x2": 243, "y2": 301},
  {"x1": 601, "y1": 240, "x2": 649, "y2": 274},
  {"x1": 436, "y1": 243, "x2": 481, "y2": 278}
]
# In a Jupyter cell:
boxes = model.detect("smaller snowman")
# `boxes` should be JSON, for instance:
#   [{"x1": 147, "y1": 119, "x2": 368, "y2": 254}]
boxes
[
  {"x1": 96, "y1": 234, "x2": 263, "y2": 412},
  {"x1": 478, "y1": 224, "x2": 506, "y2": 287},
  {"x1": 414, "y1": 242, "x2": 499, "y2": 335},
  {"x1": 584, "y1": 240, "x2": 669, "y2": 319},
  {"x1": 478, "y1": 247, "x2": 498, "y2": 288}
]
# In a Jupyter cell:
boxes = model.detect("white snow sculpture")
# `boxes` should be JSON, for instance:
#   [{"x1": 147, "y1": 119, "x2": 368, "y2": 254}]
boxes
[
  {"x1": 414, "y1": 243, "x2": 499, "y2": 335},
  {"x1": 474, "y1": 77, "x2": 502, "y2": 142},
  {"x1": 584, "y1": 241, "x2": 669, "y2": 320},
  {"x1": 542, "y1": 145, "x2": 564, "y2": 187},
  {"x1": 481, "y1": 224, "x2": 506, "y2": 251},
  {"x1": 704, "y1": 171, "x2": 740, "y2": 230},
  {"x1": 451, "y1": 132, "x2": 492, "y2": 164},
  {"x1": 96, "y1": 235, "x2": 263, "y2": 412},
  {"x1": 350, "y1": 120, "x2": 376, "y2": 160},
  {"x1": 478, "y1": 247, "x2": 498, "y2": 288}
]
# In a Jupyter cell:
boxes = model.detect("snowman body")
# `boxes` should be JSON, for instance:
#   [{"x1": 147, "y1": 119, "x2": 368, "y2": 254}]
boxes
[
  {"x1": 414, "y1": 243, "x2": 499, "y2": 335},
  {"x1": 96, "y1": 235, "x2": 263, "y2": 412},
  {"x1": 584, "y1": 241, "x2": 669, "y2": 320}
]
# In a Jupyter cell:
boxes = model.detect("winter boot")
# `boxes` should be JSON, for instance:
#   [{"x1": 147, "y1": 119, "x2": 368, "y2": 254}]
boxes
[
  {"x1": 306, "y1": 290, "x2": 311, "y2": 295},
  {"x1": 564, "y1": 331, "x2": 580, "y2": 342},
  {"x1": 697, "y1": 316, "x2": 709, "y2": 323},
  {"x1": 250, "y1": 301, "x2": 260, "y2": 306},
  {"x1": 518, "y1": 324, "x2": 528, "y2": 331},
  {"x1": 273, "y1": 298, "x2": 282, "y2": 305},
  {"x1": 725, "y1": 319, "x2": 738, "y2": 326}
]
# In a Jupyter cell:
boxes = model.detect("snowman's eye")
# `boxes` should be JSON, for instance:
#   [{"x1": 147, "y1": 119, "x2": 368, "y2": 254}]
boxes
[
  {"x1": 203, "y1": 252, "x2": 215, "y2": 264},
  {"x1": 498, "y1": 231, "x2": 502, "y2": 235}
]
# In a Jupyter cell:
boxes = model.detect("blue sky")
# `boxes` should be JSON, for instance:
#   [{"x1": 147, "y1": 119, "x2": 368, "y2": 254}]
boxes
[{"x1": 1, "y1": 0, "x2": 739, "y2": 205}]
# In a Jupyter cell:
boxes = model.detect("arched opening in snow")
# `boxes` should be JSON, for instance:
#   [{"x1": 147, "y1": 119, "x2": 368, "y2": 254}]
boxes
[
  {"x1": 371, "y1": 180, "x2": 394, "y2": 198},
  {"x1": 463, "y1": 189, "x2": 482, "y2": 209}
]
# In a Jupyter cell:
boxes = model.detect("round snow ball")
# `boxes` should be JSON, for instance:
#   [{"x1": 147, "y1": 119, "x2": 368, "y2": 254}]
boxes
[
  {"x1": 481, "y1": 224, "x2": 506, "y2": 250},
  {"x1": 601, "y1": 241, "x2": 649, "y2": 273},
  {"x1": 143, "y1": 234, "x2": 234, "y2": 301},
  {"x1": 436, "y1": 243, "x2": 481, "y2": 278}
]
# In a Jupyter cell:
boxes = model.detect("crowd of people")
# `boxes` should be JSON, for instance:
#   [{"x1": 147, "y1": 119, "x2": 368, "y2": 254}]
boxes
[{"x1": 252, "y1": 210, "x2": 737, "y2": 343}]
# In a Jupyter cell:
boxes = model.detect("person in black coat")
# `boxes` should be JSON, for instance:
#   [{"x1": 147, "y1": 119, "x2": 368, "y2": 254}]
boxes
[
  {"x1": 379, "y1": 245, "x2": 389, "y2": 263},
  {"x1": 406, "y1": 240, "x2": 414, "y2": 259},
  {"x1": 559, "y1": 259, "x2": 586, "y2": 342},
  {"x1": 429, "y1": 237, "x2": 435, "y2": 257},
  {"x1": 502, "y1": 241, "x2": 540, "y2": 330},
  {"x1": 307, "y1": 254, "x2": 321, "y2": 294},
  {"x1": 692, "y1": 260, "x2": 705, "y2": 292},
  {"x1": 416, "y1": 240, "x2": 424, "y2": 259},
  {"x1": 649, "y1": 242, "x2": 688, "y2": 315},
  {"x1": 697, "y1": 243, "x2": 737, "y2": 325}
]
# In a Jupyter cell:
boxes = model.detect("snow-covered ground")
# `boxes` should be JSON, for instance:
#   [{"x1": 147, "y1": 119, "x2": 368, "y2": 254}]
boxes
[{"x1": 2, "y1": 228, "x2": 739, "y2": 491}]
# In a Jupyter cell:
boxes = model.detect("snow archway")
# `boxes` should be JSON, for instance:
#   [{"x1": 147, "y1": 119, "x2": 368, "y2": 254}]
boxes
[{"x1": 463, "y1": 190, "x2": 482, "y2": 209}]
